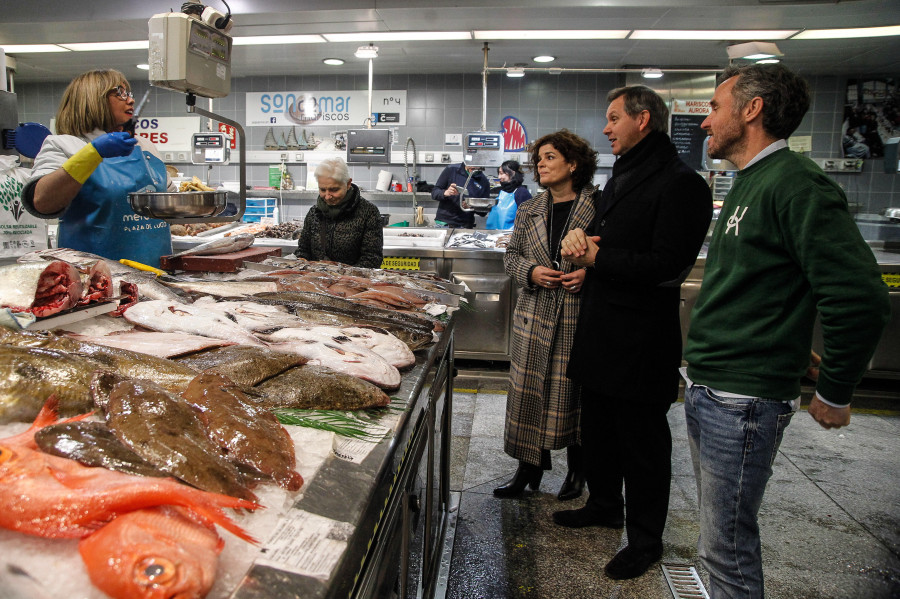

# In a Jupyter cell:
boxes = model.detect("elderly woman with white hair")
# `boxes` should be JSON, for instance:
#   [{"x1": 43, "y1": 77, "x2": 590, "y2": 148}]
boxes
[{"x1": 295, "y1": 157, "x2": 384, "y2": 268}]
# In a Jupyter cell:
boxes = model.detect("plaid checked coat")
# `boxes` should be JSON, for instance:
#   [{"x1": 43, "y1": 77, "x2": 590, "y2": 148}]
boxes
[{"x1": 502, "y1": 185, "x2": 597, "y2": 467}]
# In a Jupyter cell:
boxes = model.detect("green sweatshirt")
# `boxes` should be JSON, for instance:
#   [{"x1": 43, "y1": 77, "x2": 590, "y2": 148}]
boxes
[{"x1": 685, "y1": 148, "x2": 890, "y2": 405}]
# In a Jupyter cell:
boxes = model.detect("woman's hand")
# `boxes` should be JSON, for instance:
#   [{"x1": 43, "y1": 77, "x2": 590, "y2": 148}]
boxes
[
  {"x1": 531, "y1": 265, "x2": 564, "y2": 289},
  {"x1": 560, "y1": 267, "x2": 586, "y2": 294},
  {"x1": 92, "y1": 131, "x2": 137, "y2": 158}
]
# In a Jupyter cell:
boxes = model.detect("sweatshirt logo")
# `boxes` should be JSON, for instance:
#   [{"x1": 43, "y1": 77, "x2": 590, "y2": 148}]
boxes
[{"x1": 725, "y1": 206, "x2": 748, "y2": 236}]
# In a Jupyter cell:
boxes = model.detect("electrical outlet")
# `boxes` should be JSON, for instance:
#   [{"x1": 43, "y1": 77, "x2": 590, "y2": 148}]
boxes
[
  {"x1": 294, "y1": 152, "x2": 304, "y2": 161},
  {"x1": 280, "y1": 153, "x2": 288, "y2": 161},
  {"x1": 177, "y1": 152, "x2": 187, "y2": 161},
  {"x1": 441, "y1": 153, "x2": 451, "y2": 163},
  {"x1": 823, "y1": 159, "x2": 836, "y2": 170}
]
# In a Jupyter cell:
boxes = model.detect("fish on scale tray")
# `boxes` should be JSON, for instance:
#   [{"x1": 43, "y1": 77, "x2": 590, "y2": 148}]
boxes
[{"x1": 0, "y1": 397, "x2": 258, "y2": 541}]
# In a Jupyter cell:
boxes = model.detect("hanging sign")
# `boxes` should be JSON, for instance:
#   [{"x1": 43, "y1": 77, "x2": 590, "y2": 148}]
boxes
[
  {"x1": 501, "y1": 115, "x2": 528, "y2": 151},
  {"x1": 246, "y1": 90, "x2": 407, "y2": 127}
]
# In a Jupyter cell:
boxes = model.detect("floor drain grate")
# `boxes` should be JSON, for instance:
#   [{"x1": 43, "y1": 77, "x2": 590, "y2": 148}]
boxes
[{"x1": 661, "y1": 562, "x2": 709, "y2": 599}]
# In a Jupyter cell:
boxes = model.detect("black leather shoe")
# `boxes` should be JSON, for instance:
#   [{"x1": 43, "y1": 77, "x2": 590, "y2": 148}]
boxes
[
  {"x1": 552, "y1": 506, "x2": 624, "y2": 528},
  {"x1": 557, "y1": 470, "x2": 585, "y2": 501},
  {"x1": 493, "y1": 462, "x2": 543, "y2": 498},
  {"x1": 603, "y1": 544, "x2": 664, "y2": 580}
]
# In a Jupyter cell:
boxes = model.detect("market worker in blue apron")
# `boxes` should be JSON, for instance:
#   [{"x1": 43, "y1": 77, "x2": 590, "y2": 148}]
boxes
[
  {"x1": 22, "y1": 69, "x2": 173, "y2": 267},
  {"x1": 485, "y1": 160, "x2": 532, "y2": 230}
]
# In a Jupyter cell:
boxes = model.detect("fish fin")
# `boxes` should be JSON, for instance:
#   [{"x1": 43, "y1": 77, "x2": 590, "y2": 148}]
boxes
[{"x1": 192, "y1": 505, "x2": 259, "y2": 545}]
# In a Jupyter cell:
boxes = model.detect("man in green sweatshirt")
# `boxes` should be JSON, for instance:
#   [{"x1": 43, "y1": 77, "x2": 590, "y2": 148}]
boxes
[{"x1": 683, "y1": 63, "x2": 890, "y2": 599}]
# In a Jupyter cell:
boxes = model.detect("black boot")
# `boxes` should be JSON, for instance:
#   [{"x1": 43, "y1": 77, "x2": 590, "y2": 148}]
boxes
[
  {"x1": 557, "y1": 444, "x2": 585, "y2": 501},
  {"x1": 493, "y1": 461, "x2": 543, "y2": 498}
]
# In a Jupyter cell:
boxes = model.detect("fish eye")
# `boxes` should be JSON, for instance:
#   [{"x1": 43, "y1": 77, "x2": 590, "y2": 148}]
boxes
[
  {"x1": 135, "y1": 557, "x2": 177, "y2": 586},
  {"x1": 0, "y1": 446, "x2": 13, "y2": 465}
]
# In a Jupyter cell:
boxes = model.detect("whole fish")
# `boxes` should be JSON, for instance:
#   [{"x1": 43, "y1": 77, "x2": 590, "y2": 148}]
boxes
[
  {"x1": 267, "y1": 338, "x2": 401, "y2": 390},
  {"x1": 169, "y1": 233, "x2": 255, "y2": 258},
  {"x1": 34, "y1": 420, "x2": 166, "y2": 478},
  {"x1": 80, "y1": 505, "x2": 222, "y2": 599},
  {"x1": 66, "y1": 330, "x2": 236, "y2": 359},
  {"x1": 157, "y1": 279, "x2": 279, "y2": 298},
  {"x1": 105, "y1": 378, "x2": 257, "y2": 501},
  {"x1": 0, "y1": 397, "x2": 258, "y2": 541},
  {"x1": 0, "y1": 328, "x2": 202, "y2": 393},
  {"x1": 0, "y1": 260, "x2": 83, "y2": 317},
  {"x1": 259, "y1": 325, "x2": 415, "y2": 369},
  {"x1": 122, "y1": 300, "x2": 264, "y2": 346},
  {"x1": 181, "y1": 373, "x2": 303, "y2": 491},
  {"x1": 191, "y1": 296, "x2": 309, "y2": 332},
  {"x1": 253, "y1": 364, "x2": 390, "y2": 410},
  {"x1": 0, "y1": 344, "x2": 102, "y2": 423},
  {"x1": 174, "y1": 345, "x2": 307, "y2": 387}
]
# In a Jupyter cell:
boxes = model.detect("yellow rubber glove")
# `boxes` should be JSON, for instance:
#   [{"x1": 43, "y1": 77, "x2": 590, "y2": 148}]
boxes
[{"x1": 61, "y1": 143, "x2": 103, "y2": 184}]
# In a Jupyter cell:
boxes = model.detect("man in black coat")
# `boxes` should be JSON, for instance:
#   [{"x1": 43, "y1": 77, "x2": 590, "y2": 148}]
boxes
[
  {"x1": 430, "y1": 162, "x2": 491, "y2": 228},
  {"x1": 557, "y1": 86, "x2": 712, "y2": 580}
]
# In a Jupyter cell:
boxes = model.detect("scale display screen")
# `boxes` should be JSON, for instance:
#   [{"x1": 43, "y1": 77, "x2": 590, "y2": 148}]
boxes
[
  {"x1": 346, "y1": 129, "x2": 391, "y2": 164},
  {"x1": 464, "y1": 131, "x2": 504, "y2": 167},
  {"x1": 191, "y1": 132, "x2": 229, "y2": 164}
]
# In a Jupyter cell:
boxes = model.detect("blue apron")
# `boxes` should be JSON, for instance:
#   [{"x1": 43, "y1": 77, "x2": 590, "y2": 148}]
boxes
[
  {"x1": 59, "y1": 145, "x2": 171, "y2": 267},
  {"x1": 485, "y1": 189, "x2": 518, "y2": 230}
]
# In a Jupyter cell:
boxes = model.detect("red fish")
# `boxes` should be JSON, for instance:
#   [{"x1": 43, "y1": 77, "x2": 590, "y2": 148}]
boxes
[
  {"x1": 80, "y1": 505, "x2": 222, "y2": 599},
  {"x1": 0, "y1": 397, "x2": 259, "y2": 542}
]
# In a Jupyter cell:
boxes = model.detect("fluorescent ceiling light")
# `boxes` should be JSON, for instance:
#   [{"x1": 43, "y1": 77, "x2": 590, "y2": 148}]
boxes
[
  {"x1": 631, "y1": 30, "x2": 797, "y2": 41},
  {"x1": 323, "y1": 58, "x2": 345, "y2": 66},
  {"x1": 475, "y1": 30, "x2": 630, "y2": 40},
  {"x1": 506, "y1": 67, "x2": 525, "y2": 78},
  {"x1": 533, "y1": 55, "x2": 555, "y2": 63},
  {"x1": 59, "y1": 41, "x2": 149, "y2": 51},
  {"x1": 642, "y1": 68, "x2": 663, "y2": 79},
  {"x1": 324, "y1": 32, "x2": 471, "y2": 42},
  {"x1": 355, "y1": 44, "x2": 378, "y2": 59},
  {"x1": 727, "y1": 41, "x2": 783, "y2": 60},
  {"x1": 136, "y1": 63, "x2": 150, "y2": 70},
  {"x1": 233, "y1": 35, "x2": 324, "y2": 45},
  {"x1": 0, "y1": 44, "x2": 70, "y2": 53},
  {"x1": 755, "y1": 58, "x2": 781, "y2": 64},
  {"x1": 792, "y1": 25, "x2": 900, "y2": 40}
]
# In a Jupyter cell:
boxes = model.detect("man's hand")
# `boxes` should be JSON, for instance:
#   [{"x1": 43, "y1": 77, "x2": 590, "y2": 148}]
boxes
[
  {"x1": 560, "y1": 228, "x2": 600, "y2": 268},
  {"x1": 444, "y1": 183, "x2": 459, "y2": 198},
  {"x1": 807, "y1": 395, "x2": 851, "y2": 429}
]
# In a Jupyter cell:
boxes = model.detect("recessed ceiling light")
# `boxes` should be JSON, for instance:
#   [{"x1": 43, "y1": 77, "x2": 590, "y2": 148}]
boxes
[
  {"x1": 533, "y1": 55, "x2": 555, "y2": 63},
  {"x1": 355, "y1": 44, "x2": 378, "y2": 59},
  {"x1": 136, "y1": 63, "x2": 150, "y2": 70},
  {"x1": 323, "y1": 58, "x2": 344, "y2": 66}
]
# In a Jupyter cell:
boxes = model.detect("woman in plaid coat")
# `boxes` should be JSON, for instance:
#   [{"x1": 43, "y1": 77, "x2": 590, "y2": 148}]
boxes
[{"x1": 496, "y1": 130, "x2": 597, "y2": 500}]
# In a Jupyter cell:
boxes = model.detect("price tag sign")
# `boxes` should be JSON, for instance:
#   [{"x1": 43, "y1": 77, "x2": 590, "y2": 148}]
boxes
[{"x1": 381, "y1": 257, "x2": 420, "y2": 270}]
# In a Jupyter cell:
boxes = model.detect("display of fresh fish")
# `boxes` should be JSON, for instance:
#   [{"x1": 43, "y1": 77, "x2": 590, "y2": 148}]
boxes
[
  {"x1": 0, "y1": 328, "x2": 202, "y2": 393},
  {"x1": 122, "y1": 300, "x2": 264, "y2": 346},
  {"x1": 79, "y1": 505, "x2": 223, "y2": 599},
  {"x1": 169, "y1": 233, "x2": 255, "y2": 258},
  {"x1": 253, "y1": 364, "x2": 391, "y2": 410},
  {"x1": 66, "y1": 330, "x2": 236, "y2": 359},
  {"x1": 34, "y1": 420, "x2": 166, "y2": 478},
  {"x1": 157, "y1": 278, "x2": 279, "y2": 298},
  {"x1": 0, "y1": 260, "x2": 83, "y2": 317},
  {"x1": 116, "y1": 271, "x2": 187, "y2": 302},
  {"x1": 0, "y1": 398, "x2": 258, "y2": 541},
  {"x1": 174, "y1": 345, "x2": 307, "y2": 387},
  {"x1": 259, "y1": 325, "x2": 415, "y2": 369},
  {"x1": 190, "y1": 296, "x2": 309, "y2": 332},
  {"x1": 0, "y1": 344, "x2": 102, "y2": 423},
  {"x1": 105, "y1": 378, "x2": 257, "y2": 501},
  {"x1": 267, "y1": 338, "x2": 401, "y2": 389},
  {"x1": 181, "y1": 373, "x2": 303, "y2": 491}
]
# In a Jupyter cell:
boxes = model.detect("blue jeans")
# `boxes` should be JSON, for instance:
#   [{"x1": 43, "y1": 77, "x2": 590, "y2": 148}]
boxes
[{"x1": 684, "y1": 384, "x2": 798, "y2": 599}]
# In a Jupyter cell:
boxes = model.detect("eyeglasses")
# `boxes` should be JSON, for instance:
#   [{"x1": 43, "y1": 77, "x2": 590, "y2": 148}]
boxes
[{"x1": 107, "y1": 85, "x2": 134, "y2": 101}]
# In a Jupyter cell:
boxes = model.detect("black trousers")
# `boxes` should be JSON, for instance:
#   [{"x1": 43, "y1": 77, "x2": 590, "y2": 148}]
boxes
[{"x1": 581, "y1": 387, "x2": 672, "y2": 551}]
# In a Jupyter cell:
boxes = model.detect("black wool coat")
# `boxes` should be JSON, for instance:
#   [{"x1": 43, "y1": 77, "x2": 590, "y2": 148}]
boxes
[{"x1": 566, "y1": 131, "x2": 712, "y2": 402}]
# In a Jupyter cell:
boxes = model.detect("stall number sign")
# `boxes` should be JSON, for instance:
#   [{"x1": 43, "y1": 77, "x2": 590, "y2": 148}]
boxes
[
  {"x1": 134, "y1": 116, "x2": 202, "y2": 152},
  {"x1": 245, "y1": 90, "x2": 406, "y2": 126},
  {"x1": 381, "y1": 257, "x2": 420, "y2": 270},
  {"x1": 883, "y1": 273, "x2": 900, "y2": 288}
]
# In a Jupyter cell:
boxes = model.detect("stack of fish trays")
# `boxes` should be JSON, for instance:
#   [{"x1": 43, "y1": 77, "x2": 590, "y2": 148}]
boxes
[{"x1": 243, "y1": 197, "x2": 277, "y2": 223}]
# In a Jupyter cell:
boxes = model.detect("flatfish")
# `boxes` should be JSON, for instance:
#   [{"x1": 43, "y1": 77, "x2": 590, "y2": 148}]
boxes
[
  {"x1": 181, "y1": 373, "x2": 303, "y2": 491},
  {"x1": 122, "y1": 299, "x2": 264, "y2": 346},
  {"x1": 174, "y1": 345, "x2": 308, "y2": 387},
  {"x1": 34, "y1": 420, "x2": 166, "y2": 478},
  {"x1": 259, "y1": 324, "x2": 415, "y2": 369},
  {"x1": 267, "y1": 338, "x2": 401, "y2": 389},
  {"x1": 253, "y1": 364, "x2": 391, "y2": 410},
  {"x1": 105, "y1": 378, "x2": 257, "y2": 501}
]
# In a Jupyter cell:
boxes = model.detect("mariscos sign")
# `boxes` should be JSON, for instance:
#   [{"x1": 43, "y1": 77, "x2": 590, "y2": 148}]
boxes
[{"x1": 245, "y1": 90, "x2": 407, "y2": 127}]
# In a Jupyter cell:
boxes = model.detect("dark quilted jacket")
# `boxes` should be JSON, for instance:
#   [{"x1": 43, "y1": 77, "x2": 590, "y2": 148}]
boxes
[{"x1": 295, "y1": 184, "x2": 384, "y2": 268}]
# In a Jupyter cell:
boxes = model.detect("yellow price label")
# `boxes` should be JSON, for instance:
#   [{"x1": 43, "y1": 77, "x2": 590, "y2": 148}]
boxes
[
  {"x1": 882, "y1": 273, "x2": 900, "y2": 288},
  {"x1": 381, "y1": 257, "x2": 420, "y2": 271}
]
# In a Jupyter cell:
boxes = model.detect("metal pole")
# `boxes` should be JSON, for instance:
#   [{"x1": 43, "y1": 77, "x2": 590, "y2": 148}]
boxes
[
  {"x1": 481, "y1": 43, "x2": 489, "y2": 131},
  {"x1": 367, "y1": 57, "x2": 374, "y2": 129}
]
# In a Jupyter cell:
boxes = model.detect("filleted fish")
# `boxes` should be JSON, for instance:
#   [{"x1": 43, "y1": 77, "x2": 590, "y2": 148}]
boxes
[{"x1": 0, "y1": 260, "x2": 83, "y2": 317}]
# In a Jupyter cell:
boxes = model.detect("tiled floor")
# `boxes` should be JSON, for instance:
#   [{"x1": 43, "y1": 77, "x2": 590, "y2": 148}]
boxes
[{"x1": 444, "y1": 375, "x2": 900, "y2": 599}]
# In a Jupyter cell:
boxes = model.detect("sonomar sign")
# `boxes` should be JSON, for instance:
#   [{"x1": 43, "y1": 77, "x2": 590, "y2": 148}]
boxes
[{"x1": 245, "y1": 90, "x2": 407, "y2": 127}]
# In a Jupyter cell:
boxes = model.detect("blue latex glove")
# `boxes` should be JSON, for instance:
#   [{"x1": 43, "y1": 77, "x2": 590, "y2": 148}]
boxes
[{"x1": 92, "y1": 131, "x2": 137, "y2": 158}]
